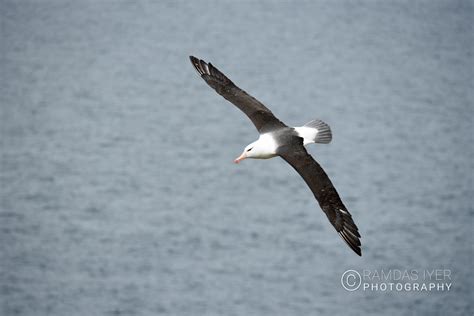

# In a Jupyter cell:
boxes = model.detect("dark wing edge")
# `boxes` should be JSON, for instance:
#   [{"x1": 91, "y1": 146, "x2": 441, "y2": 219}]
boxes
[
  {"x1": 279, "y1": 143, "x2": 362, "y2": 256},
  {"x1": 189, "y1": 56, "x2": 286, "y2": 133}
]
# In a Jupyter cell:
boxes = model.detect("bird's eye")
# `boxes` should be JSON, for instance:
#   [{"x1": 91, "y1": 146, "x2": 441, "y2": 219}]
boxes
[{"x1": 246, "y1": 147, "x2": 253, "y2": 152}]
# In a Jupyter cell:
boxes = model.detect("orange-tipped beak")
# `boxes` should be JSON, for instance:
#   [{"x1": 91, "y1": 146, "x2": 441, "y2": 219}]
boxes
[{"x1": 234, "y1": 152, "x2": 247, "y2": 164}]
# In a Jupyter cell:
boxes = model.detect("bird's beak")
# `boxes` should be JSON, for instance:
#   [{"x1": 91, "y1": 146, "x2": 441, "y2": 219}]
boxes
[{"x1": 234, "y1": 152, "x2": 247, "y2": 164}]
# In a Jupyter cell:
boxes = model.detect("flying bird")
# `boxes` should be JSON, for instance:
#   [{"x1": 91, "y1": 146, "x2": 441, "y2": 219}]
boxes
[{"x1": 189, "y1": 56, "x2": 362, "y2": 256}]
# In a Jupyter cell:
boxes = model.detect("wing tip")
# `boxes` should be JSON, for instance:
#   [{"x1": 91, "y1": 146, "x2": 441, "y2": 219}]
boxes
[
  {"x1": 334, "y1": 208, "x2": 362, "y2": 256},
  {"x1": 339, "y1": 229, "x2": 362, "y2": 256},
  {"x1": 189, "y1": 56, "x2": 232, "y2": 88},
  {"x1": 189, "y1": 56, "x2": 210, "y2": 76}
]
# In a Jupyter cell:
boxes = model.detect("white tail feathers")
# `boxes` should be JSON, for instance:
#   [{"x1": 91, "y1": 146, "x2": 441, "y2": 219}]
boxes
[{"x1": 295, "y1": 119, "x2": 332, "y2": 145}]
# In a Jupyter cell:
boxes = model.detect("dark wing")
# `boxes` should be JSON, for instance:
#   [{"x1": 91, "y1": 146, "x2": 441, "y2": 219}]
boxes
[
  {"x1": 278, "y1": 140, "x2": 362, "y2": 256},
  {"x1": 189, "y1": 56, "x2": 287, "y2": 133}
]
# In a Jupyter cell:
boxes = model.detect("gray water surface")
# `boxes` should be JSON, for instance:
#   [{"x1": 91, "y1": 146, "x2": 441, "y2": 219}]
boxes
[{"x1": 1, "y1": 1, "x2": 473, "y2": 315}]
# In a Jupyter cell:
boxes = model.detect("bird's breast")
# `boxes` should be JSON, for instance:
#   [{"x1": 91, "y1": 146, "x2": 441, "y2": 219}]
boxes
[{"x1": 254, "y1": 133, "x2": 279, "y2": 157}]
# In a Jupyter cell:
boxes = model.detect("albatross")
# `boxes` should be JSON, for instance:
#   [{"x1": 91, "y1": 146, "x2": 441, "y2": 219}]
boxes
[{"x1": 189, "y1": 56, "x2": 362, "y2": 256}]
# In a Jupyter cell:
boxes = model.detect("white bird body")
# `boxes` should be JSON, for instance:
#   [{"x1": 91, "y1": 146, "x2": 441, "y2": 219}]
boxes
[{"x1": 241, "y1": 119, "x2": 333, "y2": 161}]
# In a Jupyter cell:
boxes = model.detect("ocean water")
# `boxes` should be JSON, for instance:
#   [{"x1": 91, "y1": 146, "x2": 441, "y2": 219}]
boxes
[{"x1": 1, "y1": 1, "x2": 472, "y2": 315}]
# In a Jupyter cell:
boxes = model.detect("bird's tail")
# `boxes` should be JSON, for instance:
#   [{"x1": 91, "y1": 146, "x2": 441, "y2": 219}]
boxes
[{"x1": 296, "y1": 119, "x2": 332, "y2": 145}]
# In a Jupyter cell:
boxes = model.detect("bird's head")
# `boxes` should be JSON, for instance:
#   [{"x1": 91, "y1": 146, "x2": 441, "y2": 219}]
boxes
[{"x1": 234, "y1": 141, "x2": 257, "y2": 163}]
